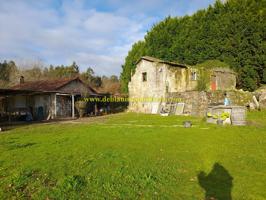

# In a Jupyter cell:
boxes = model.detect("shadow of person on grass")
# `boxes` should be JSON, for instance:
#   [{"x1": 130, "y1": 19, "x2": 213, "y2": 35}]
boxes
[{"x1": 198, "y1": 163, "x2": 233, "y2": 200}]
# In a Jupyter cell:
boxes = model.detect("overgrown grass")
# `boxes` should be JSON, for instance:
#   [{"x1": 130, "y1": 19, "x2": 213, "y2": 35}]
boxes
[{"x1": 0, "y1": 111, "x2": 266, "y2": 199}]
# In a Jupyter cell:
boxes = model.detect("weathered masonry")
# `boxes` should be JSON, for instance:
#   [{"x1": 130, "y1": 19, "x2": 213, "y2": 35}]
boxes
[{"x1": 128, "y1": 56, "x2": 239, "y2": 115}]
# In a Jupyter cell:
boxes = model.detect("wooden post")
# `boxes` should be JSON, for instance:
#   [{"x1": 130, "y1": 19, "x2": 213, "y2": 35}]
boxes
[
  {"x1": 94, "y1": 103, "x2": 97, "y2": 116},
  {"x1": 54, "y1": 94, "x2": 57, "y2": 118},
  {"x1": 72, "y1": 94, "x2": 75, "y2": 118},
  {"x1": 8, "y1": 112, "x2": 11, "y2": 124}
]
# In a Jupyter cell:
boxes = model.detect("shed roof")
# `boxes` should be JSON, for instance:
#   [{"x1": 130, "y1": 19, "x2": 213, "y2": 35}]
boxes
[
  {"x1": 0, "y1": 88, "x2": 38, "y2": 96},
  {"x1": 136, "y1": 56, "x2": 189, "y2": 68},
  {"x1": 9, "y1": 77, "x2": 98, "y2": 95}
]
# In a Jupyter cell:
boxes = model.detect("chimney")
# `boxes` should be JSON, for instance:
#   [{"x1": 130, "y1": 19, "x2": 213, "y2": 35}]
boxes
[{"x1": 20, "y1": 76, "x2": 25, "y2": 84}]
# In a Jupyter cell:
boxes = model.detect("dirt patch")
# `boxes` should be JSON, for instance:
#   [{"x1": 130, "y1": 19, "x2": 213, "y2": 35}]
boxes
[{"x1": 59, "y1": 113, "x2": 125, "y2": 124}]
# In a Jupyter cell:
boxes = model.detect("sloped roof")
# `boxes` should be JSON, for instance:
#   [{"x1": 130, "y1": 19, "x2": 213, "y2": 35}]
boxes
[
  {"x1": 136, "y1": 56, "x2": 189, "y2": 68},
  {"x1": 10, "y1": 77, "x2": 98, "y2": 94},
  {"x1": 0, "y1": 88, "x2": 37, "y2": 96}
]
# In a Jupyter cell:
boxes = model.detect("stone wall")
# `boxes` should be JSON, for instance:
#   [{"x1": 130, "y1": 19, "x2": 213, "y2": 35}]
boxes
[
  {"x1": 257, "y1": 90, "x2": 266, "y2": 110},
  {"x1": 128, "y1": 59, "x2": 167, "y2": 113},
  {"x1": 128, "y1": 57, "x2": 238, "y2": 114},
  {"x1": 212, "y1": 69, "x2": 236, "y2": 90},
  {"x1": 167, "y1": 91, "x2": 208, "y2": 116},
  {"x1": 167, "y1": 90, "x2": 253, "y2": 116},
  {"x1": 128, "y1": 59, "x2": 200, "y2": 113}
]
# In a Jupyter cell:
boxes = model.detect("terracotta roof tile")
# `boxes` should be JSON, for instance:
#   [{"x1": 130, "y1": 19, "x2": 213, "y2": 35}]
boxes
[{"x1": 10, "y1": 77, "x2": 98, "y2": 94}]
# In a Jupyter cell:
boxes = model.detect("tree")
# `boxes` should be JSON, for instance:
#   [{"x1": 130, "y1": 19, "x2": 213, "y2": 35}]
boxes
[
  {"x1": 70, "y1": 61, "x2": 79, "y2": 73},
  {"x1": 263, "y1": 68, "x2": 266, "y2": 84},
  {"x1": 121, "y1": 0, "x2": 266, "y2": 92},
  {"x1": 238, "y1": 65, "x2": 259, "y2": 91},
  {"x1": 0, "y1": 60, "x2": 18, "y2": 87},
  {"x1": 120, "y1": 40, "x2": 146, "y2": 92},
  {"x1": 80, "y1": 67, "x2": 95, "y2": 84},
  {"x1": 110, "y1": 75, "x2": 119, "y2": 82},
  {"x1": 91, "y1": 76, "x2": 102, "y2": 88}
]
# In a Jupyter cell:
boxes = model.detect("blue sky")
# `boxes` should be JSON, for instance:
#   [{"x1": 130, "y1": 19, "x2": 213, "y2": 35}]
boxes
[{"x1": 0, "y1": 0, "x2": 215, "y2": 75}]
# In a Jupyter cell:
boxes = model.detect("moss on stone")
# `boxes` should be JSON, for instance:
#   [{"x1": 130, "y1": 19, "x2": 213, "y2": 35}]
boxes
[
  {"x1": 195, "y1": 60, "x2": 231, "y2": 69},
  {"x1": 196, "y1": 68, "x2": 211, "y2": 91},
  {"x1": 195, "y1": 60, "x2": 235, "y2": 91}
]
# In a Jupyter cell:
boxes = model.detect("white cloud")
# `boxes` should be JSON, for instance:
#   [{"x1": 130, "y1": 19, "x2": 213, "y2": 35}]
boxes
[
  {"x1": 0, "y1": 0, "x2": 148, "y2": 75},
  {"x1": 68, "y1": 52, "x2": 123, "y2": 75},
  {"x1": 0, "y1": 0, "x2": 215, "y2": 76}
]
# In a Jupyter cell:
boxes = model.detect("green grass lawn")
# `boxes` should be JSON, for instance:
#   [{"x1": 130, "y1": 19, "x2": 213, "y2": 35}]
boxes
[{"x1": 0, "y1": 111, "x2": 266, "y2": 199}]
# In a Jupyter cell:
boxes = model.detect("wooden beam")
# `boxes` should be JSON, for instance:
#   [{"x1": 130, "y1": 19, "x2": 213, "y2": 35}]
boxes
[
  {"x1": 54, "y1": 94, "x2": 57, "y2": 118},
  {"x1": 72, "y1": 94, "x2": 75, "y2": 118}
]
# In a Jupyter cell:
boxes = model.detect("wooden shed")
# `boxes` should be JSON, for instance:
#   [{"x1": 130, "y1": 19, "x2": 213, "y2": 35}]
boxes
[{"x1": 0, "y1": 76, "x2": 101, "y2": 122}]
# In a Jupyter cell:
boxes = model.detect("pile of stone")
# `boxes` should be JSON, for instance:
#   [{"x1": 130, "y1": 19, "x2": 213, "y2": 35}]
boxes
[
  {"x1": 248, "y1": 88, "x2": 266, "y2": 110},
  {"x1": 258, "y1": 90, "x2": 266, "y2": 110}
]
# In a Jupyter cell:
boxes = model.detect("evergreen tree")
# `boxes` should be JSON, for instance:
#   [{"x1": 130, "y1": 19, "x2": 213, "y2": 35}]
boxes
[
  {"x1": 120, "y1": 41, "x2": 146, "y2": 92},
  {"x1": 121, "y1": 0, "x2": 266, "y2": 92}
]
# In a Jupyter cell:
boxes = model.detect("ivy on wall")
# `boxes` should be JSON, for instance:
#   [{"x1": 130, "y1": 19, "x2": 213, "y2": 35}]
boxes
[
  {"x1": 120, "y1": 0, "x2": 265, "y2": 92},
  {"x1": 195, "y1": 60, "x2": 231, "y2": 91}
]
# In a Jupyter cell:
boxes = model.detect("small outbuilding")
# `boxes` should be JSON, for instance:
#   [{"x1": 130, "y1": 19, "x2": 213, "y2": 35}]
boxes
[{"x1": 0, "y1": 76, "x2": 101, "y2": 122}]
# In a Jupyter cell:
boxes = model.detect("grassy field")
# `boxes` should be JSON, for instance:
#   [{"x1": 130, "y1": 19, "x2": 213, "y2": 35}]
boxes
[{"x1": 0, "y1": 111, "x2": 266, "y2": 200}]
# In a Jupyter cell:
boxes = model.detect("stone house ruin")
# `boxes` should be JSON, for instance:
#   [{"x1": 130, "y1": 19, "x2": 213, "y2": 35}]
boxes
[
  {"x1": 0, "y1": 76, "x2": 102, "y2": 122},
  {"x1": 128, "y1": 56, "x2": 237, "y2": 115}
]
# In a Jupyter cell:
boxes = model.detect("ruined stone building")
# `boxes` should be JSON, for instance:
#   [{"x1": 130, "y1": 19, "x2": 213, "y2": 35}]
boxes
[{"x1": 128, "y1": 56, "x2": 237, "y2": 115}]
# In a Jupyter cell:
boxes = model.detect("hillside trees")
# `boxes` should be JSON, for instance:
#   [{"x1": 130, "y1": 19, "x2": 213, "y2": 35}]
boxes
[
  {"x1": 0, "y1": 61, "x2": 18, "y2": 88},
  {"x1": 120, "y1": 41, "x2": 146, "y2": 92},
  {"x1": 0, "y1": 60, "x2": 120, "y2": 93},
  {"x1": 43, "y1": 61, "x2": 79, "y2": 79},
  {"x1": 120, "y1": 0, "x2": 266, "y2": 92}
]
